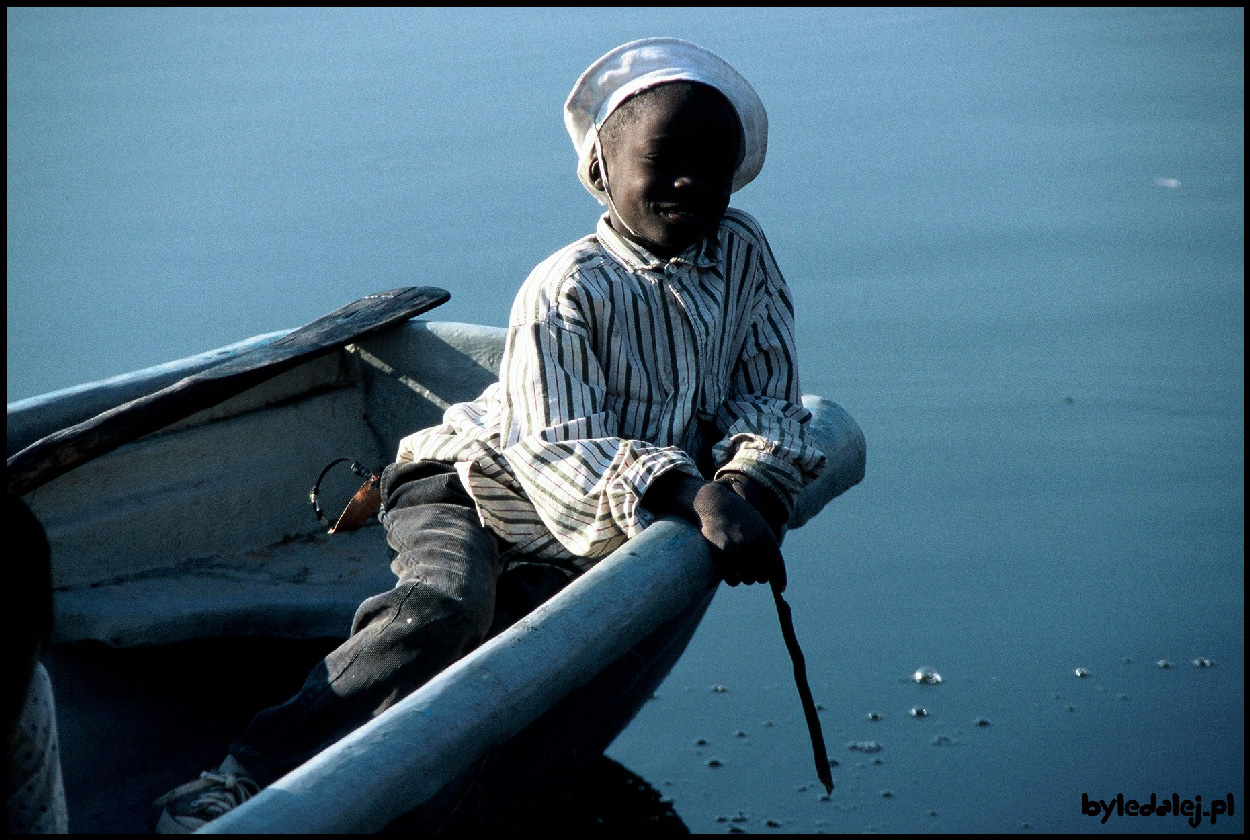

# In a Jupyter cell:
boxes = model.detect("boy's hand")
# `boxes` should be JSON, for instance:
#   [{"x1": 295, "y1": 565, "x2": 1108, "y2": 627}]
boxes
[
  {"x1": 695, "y1": 481, "x2": 787, "y2": 590},
  {"x1": 643, "y1": 472, "x2": 787, "y2": 590}
]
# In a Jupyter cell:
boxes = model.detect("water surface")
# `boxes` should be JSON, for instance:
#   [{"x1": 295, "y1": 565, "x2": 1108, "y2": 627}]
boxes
[{"x1": 8, "y1": 7, "x2": 1243, "y2": 833}]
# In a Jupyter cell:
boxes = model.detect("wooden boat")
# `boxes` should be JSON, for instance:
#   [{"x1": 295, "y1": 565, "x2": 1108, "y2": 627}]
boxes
[{"x1": 8, "y1": 307, "x2": 865, "y2": 833}]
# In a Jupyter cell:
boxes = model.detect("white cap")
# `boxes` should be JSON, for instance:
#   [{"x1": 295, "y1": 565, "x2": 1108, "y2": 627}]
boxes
[{"x1": 564, "y1": 37, "x2": 769, "y2": 204}]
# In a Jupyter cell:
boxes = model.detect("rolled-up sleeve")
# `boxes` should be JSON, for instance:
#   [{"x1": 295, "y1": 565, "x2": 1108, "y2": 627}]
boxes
[{"x1": 500, "y1": 279, "x2": 701, "y2": 559}]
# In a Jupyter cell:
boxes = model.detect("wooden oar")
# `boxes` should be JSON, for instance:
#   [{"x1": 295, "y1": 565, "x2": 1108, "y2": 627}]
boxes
[{"x1": 7, "y1": 287, "x2": 450, "y2": 496}]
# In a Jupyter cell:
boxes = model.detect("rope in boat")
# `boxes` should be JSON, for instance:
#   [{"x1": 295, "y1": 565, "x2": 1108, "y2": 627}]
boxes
[{"x1": 310, "y1": 457, "x2": 381, "y2": 533}]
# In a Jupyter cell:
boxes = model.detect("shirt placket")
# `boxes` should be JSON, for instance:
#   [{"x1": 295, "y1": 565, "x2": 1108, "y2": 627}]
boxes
[{"x1": 662, "y1": 265, "x2": 711, "y2": 452}]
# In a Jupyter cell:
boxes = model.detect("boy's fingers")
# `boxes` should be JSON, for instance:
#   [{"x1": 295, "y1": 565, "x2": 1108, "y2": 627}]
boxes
[
  {"x1": 750, "y1": 550, "x2": 784, "y2": 590},
  {"x1": 771, "y1": 551, "x2": 788, "y2": 593},
  {"x1": 708, "y1": 544, "x2": 742, "y2": 586},
  {"x1": 697, "y1": 493, "x2": 784, "y2": 588},
  {"x1": 716, "y1": 547, "x2": 784, "y2": 589},
  {"x1": 749, "y1": 532, "x2": 785, "y2": 590}
]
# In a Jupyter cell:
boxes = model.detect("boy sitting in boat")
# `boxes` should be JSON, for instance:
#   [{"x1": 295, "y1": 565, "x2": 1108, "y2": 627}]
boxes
[{"x1": 155, "y1": 37, "x2": 826, "y2": 832}]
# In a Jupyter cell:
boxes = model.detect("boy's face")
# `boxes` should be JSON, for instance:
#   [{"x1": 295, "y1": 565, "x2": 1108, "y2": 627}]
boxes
[{"x1": 593, "y1": 84, "x2": 741, "y2": 259}]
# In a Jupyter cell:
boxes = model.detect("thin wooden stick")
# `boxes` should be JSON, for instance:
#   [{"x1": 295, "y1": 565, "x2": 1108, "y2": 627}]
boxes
[{"x1": 771, "y1": 580, "x2": 833, "y2": 794}]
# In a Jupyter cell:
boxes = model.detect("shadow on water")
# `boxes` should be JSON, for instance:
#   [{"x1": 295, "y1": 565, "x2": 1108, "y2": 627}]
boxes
[
  {"x1": 385, "y1": 754, "x2": 689, "y2": 835},
  {"x1": 509, "y1": 754, "x2": 689, "y2": 834},
  {"x1": 44, "y1": 638, "x2": 687, "y2": 834}
]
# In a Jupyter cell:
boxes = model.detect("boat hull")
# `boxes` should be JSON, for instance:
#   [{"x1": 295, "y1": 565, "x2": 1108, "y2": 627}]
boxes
[{"x1": 10, "y1": 318, "x2": 865, "y2": 833}]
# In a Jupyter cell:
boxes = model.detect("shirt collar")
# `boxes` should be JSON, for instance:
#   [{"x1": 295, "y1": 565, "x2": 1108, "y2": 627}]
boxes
[{"x1": 596, "y1": 214, "x2": 722, "y2": 275}]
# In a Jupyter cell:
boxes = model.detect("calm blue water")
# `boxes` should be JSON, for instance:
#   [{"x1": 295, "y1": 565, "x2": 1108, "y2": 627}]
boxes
[{"x1": 8, "y1": 7, "x2": 1243, "y2": 833}]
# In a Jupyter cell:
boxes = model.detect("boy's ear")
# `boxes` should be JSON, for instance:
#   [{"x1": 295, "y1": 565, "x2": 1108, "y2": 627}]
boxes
[{"x1": 588, "y1": 151, "x2": 605, "y2": 191}]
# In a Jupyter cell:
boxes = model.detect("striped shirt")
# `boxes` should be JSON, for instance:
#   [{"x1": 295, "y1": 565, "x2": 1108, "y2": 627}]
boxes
[{"x1": 396, "y1": 208, "x2": 826, "y2": 568}]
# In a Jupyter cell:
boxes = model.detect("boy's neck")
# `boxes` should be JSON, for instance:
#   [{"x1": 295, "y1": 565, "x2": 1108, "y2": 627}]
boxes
[{"x1": 600, "y1": 214, "x2": 721, "y2": 268}]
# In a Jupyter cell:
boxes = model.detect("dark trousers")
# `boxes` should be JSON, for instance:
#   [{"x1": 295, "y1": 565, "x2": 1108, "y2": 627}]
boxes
[{"x1": 231, "y1": 461, "x2": 574, "y2": 786}]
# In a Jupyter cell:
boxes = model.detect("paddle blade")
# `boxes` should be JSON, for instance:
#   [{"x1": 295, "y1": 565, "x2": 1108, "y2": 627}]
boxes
[{"x1": 8, "y1": 287, "x2": 449, "y2": 496}]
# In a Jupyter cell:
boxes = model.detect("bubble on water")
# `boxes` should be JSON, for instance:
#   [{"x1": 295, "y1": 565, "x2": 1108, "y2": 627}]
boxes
[
  {"x1": 909, "y1": 707, "x2": 929, "y2": 718},
  {"x1": 711, "y1": 684, "x2": 729, "y2": 693},
  {"x1": 847, "y1": 740, "x2": 883, "y2": 753},
  {"x1": 913, "y1": 667, "x2": 943, "y2": 685},
  {"x1": 1156, "y1": 660, "x2": 1172, "y2": 669},
  {"x1": 1193, "y1": 657, "x2": 1215, "y2": 668},
  {"x1": 1074, "y1": 667, "x2": 1090, "y2": 678},
  {"x1": 1154, "y1": 176, "x2": 1181, "y2": 188}
]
